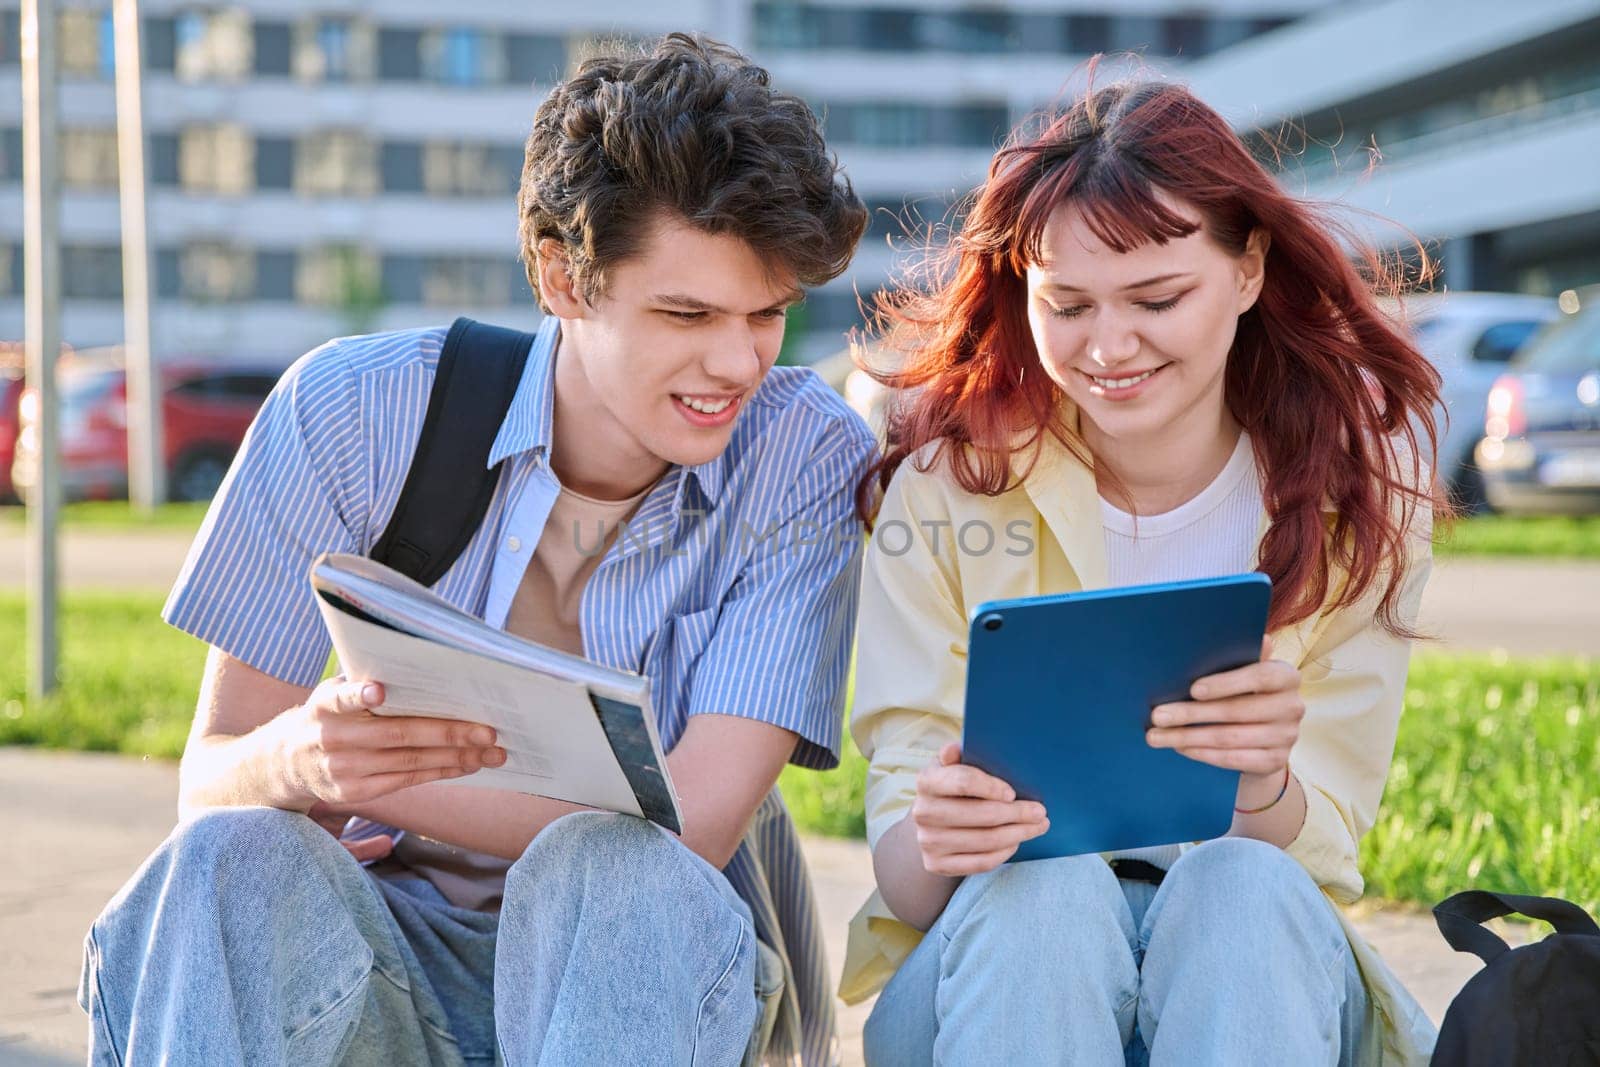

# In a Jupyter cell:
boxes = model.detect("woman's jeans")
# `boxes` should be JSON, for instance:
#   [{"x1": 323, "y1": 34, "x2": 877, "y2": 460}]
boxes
[
  {"x1": 863, "y1": 838, "x2": 1369, "y2": 1066},
  {"x1": 78, "y1": 808, "x2": 759, "y2": 1066}
]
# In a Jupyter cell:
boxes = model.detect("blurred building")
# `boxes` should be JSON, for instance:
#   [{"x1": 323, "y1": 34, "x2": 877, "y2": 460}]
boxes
[
  {"x1": 1186, "y1": 0, "x2": 1600, "y2": 296},
  {"x1": 0, "y1": 0, "x2": 1326, "y2": 366}
]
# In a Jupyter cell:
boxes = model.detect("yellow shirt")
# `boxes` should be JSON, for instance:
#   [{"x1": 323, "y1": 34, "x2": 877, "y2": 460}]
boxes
[{"x1": 841, "y1": 426, "x2": 1437, "y2": 1066}]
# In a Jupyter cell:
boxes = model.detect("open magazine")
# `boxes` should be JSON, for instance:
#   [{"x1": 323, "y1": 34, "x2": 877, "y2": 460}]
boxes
[{"x1": 309, "y1": 552, "x2": 683, "y2": 834}]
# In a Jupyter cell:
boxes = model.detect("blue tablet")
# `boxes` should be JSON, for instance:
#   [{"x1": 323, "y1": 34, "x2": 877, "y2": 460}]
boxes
[{"x1": 960, "y1": 573, "x2": 1272, "y2": 863}]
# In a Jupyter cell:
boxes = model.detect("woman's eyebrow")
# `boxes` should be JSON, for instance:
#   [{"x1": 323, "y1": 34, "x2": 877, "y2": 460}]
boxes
[{"x1": 1043, "y1": 273, "x2": 1194, "y2": 294}]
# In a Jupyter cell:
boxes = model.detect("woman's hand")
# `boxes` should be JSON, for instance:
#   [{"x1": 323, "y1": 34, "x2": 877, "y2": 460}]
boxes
[
  {"x1": 910, "y1": 742, "x2": 1050, "y2": 877},
  {"x1": 1144, "y1": 636, "x2": 1304, "y2": 778}
]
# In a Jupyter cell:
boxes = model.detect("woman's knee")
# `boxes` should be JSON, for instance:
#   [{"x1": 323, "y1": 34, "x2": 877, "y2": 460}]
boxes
[
  {"x1": 1159, "y1": 838, "x2": 1316, "y2": 909},
  {"x1": 1145, "y1": 838, "x2": 1336, "y2": 948},
  {"x1": 943, "y1": 853, "x2": 1129, "y2": 946}
]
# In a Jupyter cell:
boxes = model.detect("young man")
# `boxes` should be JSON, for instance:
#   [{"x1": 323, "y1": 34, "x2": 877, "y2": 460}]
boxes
[{"x1": 79, "y1": 34, "x2": 872, "y2": 1066}]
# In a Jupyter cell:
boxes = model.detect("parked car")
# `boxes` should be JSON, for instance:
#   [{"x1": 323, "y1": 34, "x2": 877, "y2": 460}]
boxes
[
  {"x1": 1402, "y1": 292, "x2": 1560, "y2": 513},
  {"x1": 1476, "y1": 287, "x2": 1600, "y2": 514},
  {"x1": 12, "y1": 356, "x2": 283, "y2": 503},
  {"x1": 0, "y1": 368, "x2": 24, "y2": 503}
]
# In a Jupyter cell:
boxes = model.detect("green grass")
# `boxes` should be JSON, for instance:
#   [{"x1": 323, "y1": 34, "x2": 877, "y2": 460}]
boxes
[
  {"x1": 0, "y1": 501, "x2": 212, "y2": 530},
  {"x1": 4, "y1": 592, "x2": 1595, "y2": 915},
  {"x1": 1435, "y1": 514, "x2": 1600, "y2": 560},
  {"x1": 1361, "y1": 653, "x2": 1599, "y2": 913},
  {"x1": 0, "y1": 592, "x2": 204, "y2": 757}
]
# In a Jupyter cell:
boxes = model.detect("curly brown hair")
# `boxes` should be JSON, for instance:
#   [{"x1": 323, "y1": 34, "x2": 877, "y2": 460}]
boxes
[{"x1": 518, "y1": 33, "x2": 867, "y2": 308}]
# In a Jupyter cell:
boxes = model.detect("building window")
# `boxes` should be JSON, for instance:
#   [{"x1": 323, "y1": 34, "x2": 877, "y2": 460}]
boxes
[
  {"x1": 1110, "y1": 16, "x2": 1164, "y2": 54},
  {"x1": 493, "y1": 144, "x2": 524, "y2": 191},
  {"x1": 252, "y1": 136, "x2": 293, "y2": 190},
  {"x1": 423, "y1": 257, "x2": 513, "y2": 307},
  {"x1": 939, "y1": 103, "x2": 1009, "y2": 148},
  {"x1": 378, "y1": 27, "x2": 422, "y2": 81},
  {"x1": 1013, "y1": 14, "x2": 1069, "y2": 55},
  {"x1": 829, "y1": 102, "x2": 928, "y2": 147},
  {"x1": 252, "y1": 19, "x2": 291, "y2": 76},
  {"x1": 296, "y1": 131, "x2": 377, "y2": 197},
  {"x1": 423, "y1": 26, "x2": 504, "y2": 86},
  {"x1": 63, "y1": 246, "x2": 124, "y2": 301},
  {"x1": 1066, "y1": 14, "x2": 1113, "y2": 54},
  {"x1": 62, "y1": 127, "x2": 120, "y2": 190},
  {"x1": 145, "y1": 15, "x2": 177, "y2": 73},
  {"x1": 505, "y1": 33, "x2": 565, "y2": 85},
  {"x1": 381, "y1": 255, "x2": 424, "y2": 304},
  {"x1": 180, "y1": 124, "x2": 254, "y2": 194},
  {"x1": 156, "y1": 248, "x2": 181, "y2": 299},
  {"x1": 857, "y1": 10, "x2": 918, "y2": 51},
  {"x1": 295, "y1": 17, "x2": 373, "y2": 82},
  {"x1": 0, "y1": 243, "x2": 18, "y2": 297},
  {"x1": 1, "y1": 127, "x2": 23, "y2": 181},
  {"x1": 1163, "y1": 16, "x2": 1210, "y2": 57},
  {"x1": 149, "y1": 132, "x2": 180, "y2": 186},
  {"x1": 59, "y1": 8, "x2": 108, "y2": 78},
  {"x1": 753, "y1": 3, "x2": 823, "y2": 49},
  {"x1": 920, "y1": 11, "x2": 1016, "y2": 54},
  {"x1": 176, "y1": 9, "x2": 253, "y2": 82},
  {"x1": 254, "y1": 250, "x2": 296, "y2": 301},
  {"x1": 180, "y1": 242, "x2": 255, "y2": 302},
  {"x1": 423, "y1": 141, "x2": 516, "y2": 197},
  {"x1": 380, "y1": 141, "x2": 424, "y2": 193},
  {"x1": 297, "y1": 246, "x2": 381, "y2": 308},
  {"x1": 1, "y1": 11, "x2": 20, "y2": 66}
]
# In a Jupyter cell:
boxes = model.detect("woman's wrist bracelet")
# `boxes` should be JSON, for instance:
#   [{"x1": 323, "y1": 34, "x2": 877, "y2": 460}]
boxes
[{"x1": 1234, "y1": 766, "x2": 1292, "y2": 815}]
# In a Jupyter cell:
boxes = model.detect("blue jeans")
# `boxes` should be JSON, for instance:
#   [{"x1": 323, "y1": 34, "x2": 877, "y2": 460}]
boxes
[
  {"x1": 863, "y1": 838, "x2": 1368, "y2": 1066},
  {"x1": 78, "y1": 808, "x2": 759, "y2": 1066}
]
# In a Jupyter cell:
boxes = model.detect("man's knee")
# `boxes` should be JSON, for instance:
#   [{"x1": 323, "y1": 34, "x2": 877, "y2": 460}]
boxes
[{"x1": 512, "y1": 812, "x2": 736, "y2": 913}]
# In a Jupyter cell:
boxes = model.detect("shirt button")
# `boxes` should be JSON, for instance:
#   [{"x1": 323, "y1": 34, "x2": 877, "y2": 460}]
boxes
[{"x1": 505, "y1": 536, "x2": 522, "y2": 553}]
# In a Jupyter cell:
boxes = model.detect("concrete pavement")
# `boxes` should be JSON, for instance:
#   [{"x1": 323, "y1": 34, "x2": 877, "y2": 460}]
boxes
[
  {"x1": 2, "y1": 527, "x2": 1598, "y2": 656},
  {"x1": 0, "y1": 747, "x2": 1530, "y2": 1066}
]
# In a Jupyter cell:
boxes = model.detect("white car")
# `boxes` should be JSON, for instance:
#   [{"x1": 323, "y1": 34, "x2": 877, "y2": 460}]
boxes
[{"x1": 1394, "y1": 292, "x2": 1559, "y2": 512}]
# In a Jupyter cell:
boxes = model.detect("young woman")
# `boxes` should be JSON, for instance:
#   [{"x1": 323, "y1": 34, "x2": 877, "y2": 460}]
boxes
[{"x1": 840, "y1": 77, "x2": 1445, "y2": 1066}]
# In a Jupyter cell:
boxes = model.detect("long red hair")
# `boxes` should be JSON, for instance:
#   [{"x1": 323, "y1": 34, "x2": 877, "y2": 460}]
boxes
[{"x1": 859, "y1": 75, "x2": 1445, "y2": 635}]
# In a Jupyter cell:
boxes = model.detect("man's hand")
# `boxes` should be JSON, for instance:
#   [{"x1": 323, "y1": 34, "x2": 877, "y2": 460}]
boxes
[
  {"x1": 264, "y1": 676, "x2": 507, "y2": 812},
  {"x1": 307, "y1": 800, "x2": 397, "y2": 863}
]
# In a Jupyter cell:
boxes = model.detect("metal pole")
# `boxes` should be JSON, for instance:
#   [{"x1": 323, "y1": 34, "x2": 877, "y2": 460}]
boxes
[
  {"x1": 114, "y1": 0, "x2": 163, "y2": 509},
  {"x1": 22, "y1": 0, "x2": 61, "y2": 698}
]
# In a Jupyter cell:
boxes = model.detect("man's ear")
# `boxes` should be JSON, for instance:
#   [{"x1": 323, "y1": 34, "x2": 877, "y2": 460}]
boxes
[
  {"x1": 536, "y1": 239, "x2": 586, "y2": 317},
  {"x1": 1237, "y1": 228, "x2": 1271, "y2": 314}
]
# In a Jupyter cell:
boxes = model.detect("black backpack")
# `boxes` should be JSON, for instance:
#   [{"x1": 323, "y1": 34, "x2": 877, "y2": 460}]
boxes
[
  {"x1": 369, "y1": 317, "x2": 533, "y2": 585},
  {"x1": 1432, "y1": 890, "x2": 1600, "y2": 1066}
]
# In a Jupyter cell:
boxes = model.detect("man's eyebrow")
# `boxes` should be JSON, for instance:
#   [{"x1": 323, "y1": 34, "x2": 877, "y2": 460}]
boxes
[
  {"x1": 652, "y1": 289, "x2": 806, "y2": 313},
  {"x1": 1043, "y1": 273, "x2": 1194, "y2": 294}
]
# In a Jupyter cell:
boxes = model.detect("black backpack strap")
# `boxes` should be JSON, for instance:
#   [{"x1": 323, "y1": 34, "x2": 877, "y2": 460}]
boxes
[
  {"x1": 1434, "y1": 890, "x2": 1600, "y2": 965},
  {"x1": 370, "y1": 317, "x2": 534, "y2": 586}
]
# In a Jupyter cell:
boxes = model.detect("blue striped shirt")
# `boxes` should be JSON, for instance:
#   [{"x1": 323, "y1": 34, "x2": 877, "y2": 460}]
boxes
[{"x1": 164, "y1": 317, "x2": 875, "y2": 1066}]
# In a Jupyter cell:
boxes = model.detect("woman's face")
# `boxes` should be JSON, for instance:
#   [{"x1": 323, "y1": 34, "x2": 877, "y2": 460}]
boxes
[{"x1": 1024, "y1": 195, "x2": 1267, "y2": 449}]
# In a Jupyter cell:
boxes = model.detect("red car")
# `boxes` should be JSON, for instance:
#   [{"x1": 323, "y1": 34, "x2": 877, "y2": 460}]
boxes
[
  {"x1": 13, "y1": 358, "x2": 284, "y2": 503},
  {"x1": 0, "y1": 369, "x2": 24, "y2": 503}
]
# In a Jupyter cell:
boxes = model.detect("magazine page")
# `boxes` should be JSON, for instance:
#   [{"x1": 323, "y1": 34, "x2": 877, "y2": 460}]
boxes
[
  {"x1": 309, "y1": 552, "x2": 684, "y2": 832},
  {"x1": 316, "y1": 592, "x2": 648, "y2": 818}
]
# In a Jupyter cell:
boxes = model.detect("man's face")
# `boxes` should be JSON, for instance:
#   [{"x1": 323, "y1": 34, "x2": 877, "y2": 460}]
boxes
[{"x1": 553, "y1": 215, "x2": 801, "y2": 472}]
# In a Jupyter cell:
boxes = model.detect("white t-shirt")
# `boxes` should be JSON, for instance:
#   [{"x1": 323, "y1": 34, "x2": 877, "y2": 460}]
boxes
[{"x1": 1101, "y1": 432, "x2": 1265, "y2": 871}]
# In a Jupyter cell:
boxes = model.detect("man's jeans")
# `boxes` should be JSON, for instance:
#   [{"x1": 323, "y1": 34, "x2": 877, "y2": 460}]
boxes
[
  {"x1": 863, "y1": 837, "x2": 1370, "y2": 1066},
  {"x1": 79, "y1": 808, "x2": 759, "y2": 1066}
]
